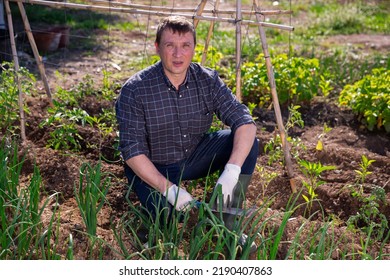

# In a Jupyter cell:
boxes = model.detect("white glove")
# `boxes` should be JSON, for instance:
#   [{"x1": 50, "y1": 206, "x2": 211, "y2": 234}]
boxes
[
  {"x1": 215, "y1": 163, "x2": 241, "y2": 207},
  {"x1": 163, "y1": 184, "x2": 194, "y2": 211}
]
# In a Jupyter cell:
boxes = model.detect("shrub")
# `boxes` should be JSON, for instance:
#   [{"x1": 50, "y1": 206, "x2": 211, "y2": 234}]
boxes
[
  {"x1": 339, "y1": 68, "x2": 390, "y2": 132},
  {"x1": 239, "y1": 54, "x2": 333, "y2": 107}
]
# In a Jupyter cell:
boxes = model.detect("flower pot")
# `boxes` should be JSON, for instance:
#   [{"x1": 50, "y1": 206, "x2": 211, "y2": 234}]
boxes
[
  {"x1": 49, "y1": 26, "x2": 70, "y2": 48},
  {"x1": 33, "y1": 30, "x2": 61, "y2": 53}
]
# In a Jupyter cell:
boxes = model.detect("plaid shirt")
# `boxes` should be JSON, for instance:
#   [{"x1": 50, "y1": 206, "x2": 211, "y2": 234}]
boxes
[{"x1": 116, "y1": 61, "x2": 254, "y2": 165}]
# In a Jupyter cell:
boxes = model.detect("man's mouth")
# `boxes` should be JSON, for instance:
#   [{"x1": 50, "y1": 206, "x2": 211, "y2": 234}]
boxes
[{"x1": 173, "y1": 61, "x2": 183, "y2": 67}]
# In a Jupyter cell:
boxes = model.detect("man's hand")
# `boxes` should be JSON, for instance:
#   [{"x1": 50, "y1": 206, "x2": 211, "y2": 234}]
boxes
[
  {"x1": 215, "y1": 163, "x2": 241, "y2": 207},
  {"x1": 163, "y1": 184, "x2": 194, "y2": 211}
]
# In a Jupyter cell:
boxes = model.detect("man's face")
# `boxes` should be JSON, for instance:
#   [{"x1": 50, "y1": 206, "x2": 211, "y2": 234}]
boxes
[{"x1": 155, "y1": 28, "x2": 195, "y2": 83}]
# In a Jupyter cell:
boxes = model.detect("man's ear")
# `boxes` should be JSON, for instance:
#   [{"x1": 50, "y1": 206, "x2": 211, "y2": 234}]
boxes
[{"x1": 155, "y1": 42, "x2": 159, "y2": 54}]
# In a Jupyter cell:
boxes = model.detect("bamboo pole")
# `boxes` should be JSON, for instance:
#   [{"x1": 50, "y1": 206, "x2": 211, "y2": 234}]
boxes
[
  {"x1": 193, "y1": 0, "x2": 208, "y2": 28},
  {"x1": 235, "y1": 0, "x2": 242, "y2": 102},
  {"x1": 253, "y1": 0, "x2": 296, "y2": 193},
  {"x1": 4, "y1": 0, "x2": 25, "y2": 141},
  {"x1": 86, "y1": 0, "x2": 292, "y2": 16},
  {"x1": 201, "y1": 0, "x2": 220, "y2": 65},
  {"x1": 7, "y1": 0, "x2": 294, "y2": 32},
  {"x1": 16, "y1": 2, "x2": 53, "y2": 103}
]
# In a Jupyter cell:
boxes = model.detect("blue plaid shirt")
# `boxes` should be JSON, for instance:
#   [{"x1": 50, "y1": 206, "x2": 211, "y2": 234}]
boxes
[{"x1": 116, "y1": 61, "x2": 254, "y2": 165}]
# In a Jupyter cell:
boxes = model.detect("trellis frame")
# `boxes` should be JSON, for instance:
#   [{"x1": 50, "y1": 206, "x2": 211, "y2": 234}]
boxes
[{"x1": 4, "y1": 0, "x2": 296, "y2": 192}]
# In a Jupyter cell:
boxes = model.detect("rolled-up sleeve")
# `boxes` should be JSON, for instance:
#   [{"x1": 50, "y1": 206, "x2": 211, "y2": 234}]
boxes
[{"x1": 115, "y1": 82, "x2": 149, "y2": 161}]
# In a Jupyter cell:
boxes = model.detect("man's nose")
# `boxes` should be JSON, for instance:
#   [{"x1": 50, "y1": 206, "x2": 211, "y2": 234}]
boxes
[{"x1": 173, "y1": 46, "x2": 182, "y2": 57}]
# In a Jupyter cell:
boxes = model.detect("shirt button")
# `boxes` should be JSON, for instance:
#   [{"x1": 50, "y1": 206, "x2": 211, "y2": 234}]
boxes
[
  {"x1": 183, "y1": 134, "x2": 187, "y2": 138},
  {"x1": 179, "y1": 95, "x2": 182, "y2": 98}
]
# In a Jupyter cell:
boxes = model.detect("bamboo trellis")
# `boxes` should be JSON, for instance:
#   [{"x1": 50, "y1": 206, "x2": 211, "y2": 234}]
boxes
[{"x1": 4, "y1": 0, "x2": 296, "y2": 192}]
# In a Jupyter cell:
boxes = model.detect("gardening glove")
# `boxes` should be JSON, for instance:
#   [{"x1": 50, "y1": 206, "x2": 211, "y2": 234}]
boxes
[
  {"x1": 215, "y1": 163, "x2": 241, "y2": 207},
  {"x1": 163, "y1": 184, "x2": 194, "y2": 212}
]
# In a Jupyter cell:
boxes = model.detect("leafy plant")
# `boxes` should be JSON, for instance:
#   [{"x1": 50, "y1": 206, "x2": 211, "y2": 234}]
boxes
[
  {"x1": 347, "y1": 186, "x2": 388, "y2": 243},
  {"x1": 255, "y1": 164, "x2": 278, "y2": 198},
  {"x1": 40, "y1": 101, "x2": 90, "y2": 151},
  {"x1": 355, "y1": 155, "x2": 376, "y2": 186},
  {"x1": 0, "y1": 62, "x2": 35, "y2": 135},
  {"x1": 238, "y1": 54, "x2": 333, "y2": 107},
  {"x1": 298, "y1": 160, "x2": 336, "y2": 214},
  {"x1": 339, "y1": 68, "x2": 390, "y2": 132},
  {"x1": 264, "y1": 105, "x2": 306, "y2": 165}
]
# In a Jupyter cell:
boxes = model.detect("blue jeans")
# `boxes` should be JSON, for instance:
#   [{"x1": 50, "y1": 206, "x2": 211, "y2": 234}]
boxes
[{"x1": 124, "y1": 129, "x2": 259, "y2": 219}]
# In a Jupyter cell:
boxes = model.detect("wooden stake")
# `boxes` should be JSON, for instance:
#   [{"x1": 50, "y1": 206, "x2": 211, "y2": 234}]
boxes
[
  {"x1": 200, "y1": 0, "x2": 220, "y2": 65},
  {"x1": 16, "y1": 1, "x2": 53, "y2": 103},
  {"x1": 193, "y1": 0, "x2": 207, "y2": 28},
  {"x1": 253, "y1": 0, "x2": 297, "y2": 193},
  {"x1": 235, "y1": 0, "x2": 242, "y2": 102},
  {"x1": 4, "y1": 0, "x2": 25, "y2": 141}
]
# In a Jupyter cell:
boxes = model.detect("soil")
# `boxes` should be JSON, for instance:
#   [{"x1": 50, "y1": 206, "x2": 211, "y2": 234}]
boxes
[{"x1": 2, "y1": 1, "x2": 390, "y2": 260}]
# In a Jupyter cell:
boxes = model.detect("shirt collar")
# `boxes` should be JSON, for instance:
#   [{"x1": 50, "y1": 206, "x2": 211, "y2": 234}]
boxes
[{"x1": 158, "y1": 61, "x2": 191, "y2": 89}]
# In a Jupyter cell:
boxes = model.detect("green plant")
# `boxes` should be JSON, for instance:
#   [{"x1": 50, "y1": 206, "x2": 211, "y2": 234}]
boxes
[
  {"x1": 40, "y1": 101, "x2": 90, "y2": 151},
  {"x1": 285, "y1": 105, "x2": 305, "y2": 131},
  {"x1": 75, "y1": 161, "x2": 110, "y2": 237},
  {"x1": 339, "y1": 68, "x2": 390, "y2": 132},
  {"x1": 239, "y1": 54, "x2": 333, "y2": 107},
  {"x1": 194, "y1": 45, "x2": 225, "y2": 73},
  {"x1": 101, "y1": 70, "x2": 121, "y2": 101},
  {"x1": 355, "y1": 155, "x2": 376, "y2": 186},
  {"x1": 0, "y1": 139, "x2": 59, "y2": 259},
  {"x1": 0, "y1": 62, "x2": 35, "y2": 135},
  {"x1": 298, "y1": 160, "x2": 336, "y2": 214},
  {"x1": 264, "y1": 105, "x2": 306, "y2": 165},
  {"x1": 305, "y1": 1, "x2": 389, "y2": 36},
  {"x1": 255, "y1": 164, "x2": 278, "y2": 198},
  {"x1": 347, "y1": 186, "x2": 388, "y2": 243}
]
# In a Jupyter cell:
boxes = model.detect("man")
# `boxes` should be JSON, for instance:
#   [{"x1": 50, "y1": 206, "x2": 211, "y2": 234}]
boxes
[{"x1": 116, "y1": 16, "x2": 258, "y2": 248}]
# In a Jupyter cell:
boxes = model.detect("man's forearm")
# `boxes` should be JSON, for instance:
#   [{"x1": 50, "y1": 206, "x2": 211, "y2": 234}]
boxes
[
  {"x1": 126, "y1": 154, "x2": 172, "y2": 193},
  {"x1": 227, "y1": 123, "x2": 257, "y2": 168}
]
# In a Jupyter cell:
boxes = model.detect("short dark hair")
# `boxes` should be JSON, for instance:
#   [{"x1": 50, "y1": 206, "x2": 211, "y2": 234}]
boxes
[{"x1": 155, "y1": 16, "x2": 196, "y2": 45}]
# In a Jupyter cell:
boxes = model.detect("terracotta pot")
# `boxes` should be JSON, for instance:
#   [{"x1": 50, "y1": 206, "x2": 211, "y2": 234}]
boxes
[
  {"x1": 49, "y1": 26, "x2": 70, "y2": 48},
  {"x1": 33, "y1": 30, "x2": 61, "y2": 53}
]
